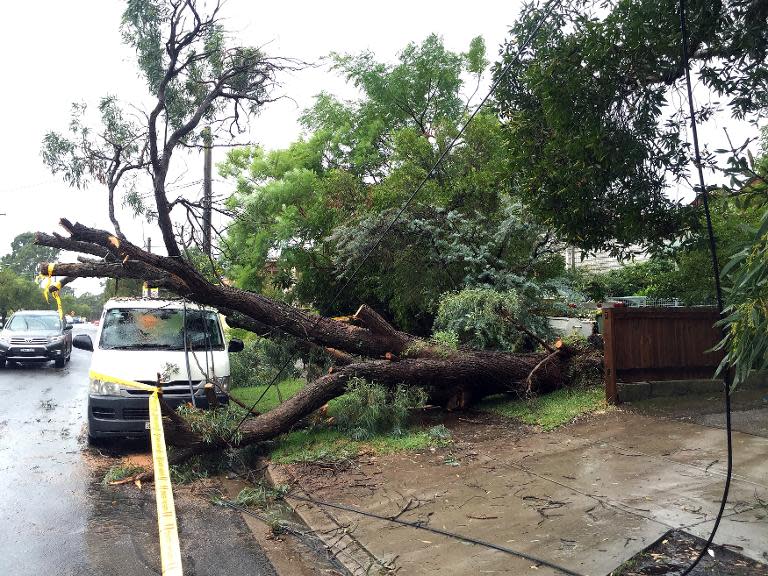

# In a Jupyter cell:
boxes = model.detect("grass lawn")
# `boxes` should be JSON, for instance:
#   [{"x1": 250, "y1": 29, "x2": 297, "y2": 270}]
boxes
[
  {"x1": 269, "y1": 427, "x2": 451, "y2": 464},
  {"x1": 231, "y1": 381, "x2": 604, "y2": 463},
  {"x1": 230, "y1": 380, "x2": 451, "y2": 463},
  {"x1": 477, "y1": 386, "x2": 607, "y2": 430},
  {"x1": 230, "y1": 378, "x2": 305, "y2": 412}
]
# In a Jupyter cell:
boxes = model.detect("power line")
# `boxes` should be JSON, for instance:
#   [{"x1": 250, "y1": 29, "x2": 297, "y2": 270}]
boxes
[
  {"x1": 286, "y1": 492, "x2": 585, "y2": 576},
  {"x1": 229, "y1": 0, "x2": 565, "y2": 437},
  {"x1": 0, "y1": 180, "x2": 58, "y2": 194},
  {"x1": 678, "y1": 0, "x2": 733, "y2": 573}
]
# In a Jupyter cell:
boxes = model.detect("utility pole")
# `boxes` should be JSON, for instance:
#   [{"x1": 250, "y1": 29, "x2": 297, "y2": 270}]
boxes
[{"x1": 202, "y1": 127, "x2": 212, "y2": 258}]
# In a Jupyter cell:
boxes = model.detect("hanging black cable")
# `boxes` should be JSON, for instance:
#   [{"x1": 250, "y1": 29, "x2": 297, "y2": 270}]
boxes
[
  {"x1": 229, "y1": 0, "x2": 564, "y2": 438},
  {"x1": 678, "y1": 0, "x2": 734, "y2": 573}
]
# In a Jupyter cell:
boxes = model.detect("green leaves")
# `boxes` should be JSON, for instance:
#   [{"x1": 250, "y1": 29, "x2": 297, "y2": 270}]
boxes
[
  {"x1": 121, "y1": 0, "x2": 165, "y2": 94},
  {"x1": 0, "y1": 233, "x2": 60, "y2": 279},
  {"x1": 433, "y1": 287, "x2": 553, "y2": 352},
  {"x1": 493, "y1": 0, "x2": 767, "y2": 255},
  {"x1": 220, "y1": 35, "x2": 558, "y2": 332},
  {"x1": 464, "y1": 36, "x2": 488, "y2": 75},
  {"x1": 717, "y1": 202, "x2": 768, "y2": 385}
]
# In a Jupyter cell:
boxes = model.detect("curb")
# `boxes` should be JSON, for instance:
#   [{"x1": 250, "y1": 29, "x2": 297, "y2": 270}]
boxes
[
  {"x1": 619, "y1": 374, "x2": 768, "y2": 402},
  {"x1": 266, "y1": 463, "x2": 393, "y2": 576}
]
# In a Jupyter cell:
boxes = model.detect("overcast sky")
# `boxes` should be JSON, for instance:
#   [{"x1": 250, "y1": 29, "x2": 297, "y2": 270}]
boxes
[
  {"x1": 0, "y1": 0, "x2": 514, "y2": 292},
  {"x1": 0, "y1": 1, "x2": 759, "y2": 294}
]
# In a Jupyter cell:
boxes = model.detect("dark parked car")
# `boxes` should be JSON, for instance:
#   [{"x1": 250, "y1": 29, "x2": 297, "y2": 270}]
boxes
[{"x1": 0, "y1": 310, "x2": 73, "y2": 368}]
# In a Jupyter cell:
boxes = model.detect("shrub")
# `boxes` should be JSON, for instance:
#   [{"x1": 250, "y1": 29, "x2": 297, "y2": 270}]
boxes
[
  {"x1": 177, "y1": 404, "x2": 246, "y2": 445},
  {"x1": 431, "y1": 330, "x2": 459, "y2": 350},
  {"x1": 332, "y1": 378, "x2": 427, "y2": 439},
  {"x1": 230, "y1": 333, "x2": 330, "y2": 388},
  {"x1": 432, "y1": 287, "x2": 552, "y2": 352}
]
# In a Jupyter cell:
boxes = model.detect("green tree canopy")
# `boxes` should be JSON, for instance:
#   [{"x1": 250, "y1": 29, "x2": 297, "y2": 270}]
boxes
[
  {"x1": 221, "y1": 35, "x2": 564, "y2": 333},
  {"x1": 0, "y1": 269, "x2": 42, "y2": 321},
  {"x1": 1, "y1": 233, "x2": 60, "y2": 278},
  {"x1": 494, "y1": 0, "x2": 768, "y2": 256}
]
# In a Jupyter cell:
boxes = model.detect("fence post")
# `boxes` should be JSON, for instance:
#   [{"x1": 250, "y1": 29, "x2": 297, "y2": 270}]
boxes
[{"x1": 602, "y1": 308, "x2": 618, "y2": 404}]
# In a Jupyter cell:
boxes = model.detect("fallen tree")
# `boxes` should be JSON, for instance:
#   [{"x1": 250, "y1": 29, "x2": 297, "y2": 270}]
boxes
[
  {"x1": 36, "y1": 224, "x2": 585, "y2": 457},
  {"x1": 34, "y1": 0, "x2": 601, "y2": 471}
]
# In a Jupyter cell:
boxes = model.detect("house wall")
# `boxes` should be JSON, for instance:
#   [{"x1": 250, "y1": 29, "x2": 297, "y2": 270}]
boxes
[{"x1": 564, "y1": 246, "x2": 649, "y2": 273}]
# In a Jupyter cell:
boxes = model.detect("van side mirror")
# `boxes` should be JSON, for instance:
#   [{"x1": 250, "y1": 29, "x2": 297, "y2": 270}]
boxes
[
  {"x1": 228, "y1": 338, "x2": 244, "y2": 353},
  {"x1": 73, "y1": 334, "x2": 94, "y2": 352}
]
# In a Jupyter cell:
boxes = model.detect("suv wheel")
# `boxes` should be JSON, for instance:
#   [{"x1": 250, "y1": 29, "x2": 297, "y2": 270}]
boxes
[{"x1": 54, "y1": 358, "x2": 65, "y2": 369}]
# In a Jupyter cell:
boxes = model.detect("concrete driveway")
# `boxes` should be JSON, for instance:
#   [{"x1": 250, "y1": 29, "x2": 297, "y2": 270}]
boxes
[
  {"x1": 273, "y1": 405, "x2": 768, "y2": 576},
  {"x1": 0, "y1": 325, "x2": 276, "y2": 576}
]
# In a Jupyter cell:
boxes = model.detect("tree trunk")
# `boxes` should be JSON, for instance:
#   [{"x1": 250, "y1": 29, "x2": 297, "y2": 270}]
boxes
[
  {"x1": 159, "y1": 350, "x2": 566, "y2": 460},
  {"x1": 34, "y1": 219, "x2": 589, "y2": 474}
]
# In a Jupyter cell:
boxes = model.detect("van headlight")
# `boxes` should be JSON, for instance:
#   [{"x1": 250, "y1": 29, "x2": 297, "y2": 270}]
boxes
[
  {"x1": 217, "y1": 376, "x2": 231, "y2": 392},
  {"x1": 89, "y1": 378, "x2": 123, "y2": 396}
]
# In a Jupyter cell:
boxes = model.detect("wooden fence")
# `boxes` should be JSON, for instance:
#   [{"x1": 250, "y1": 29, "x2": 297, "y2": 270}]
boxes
[{"x1": 602, "y1": 307, "x2": 724, "y2": 403}]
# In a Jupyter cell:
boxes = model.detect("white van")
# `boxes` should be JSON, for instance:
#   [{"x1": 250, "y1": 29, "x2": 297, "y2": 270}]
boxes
[{"x1": 73, "y1": 298, "x2": 243, "y2": 443}]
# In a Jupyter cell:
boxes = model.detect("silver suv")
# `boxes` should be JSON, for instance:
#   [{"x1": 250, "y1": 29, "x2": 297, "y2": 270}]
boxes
[{"x1": 0, "y1": 310, "x2": 73, "y2": 368}]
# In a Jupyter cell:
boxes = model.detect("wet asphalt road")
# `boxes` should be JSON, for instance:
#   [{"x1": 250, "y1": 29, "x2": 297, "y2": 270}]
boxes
[{"x1": 0, "y1": 325, "x2": 276, "y2": 576}]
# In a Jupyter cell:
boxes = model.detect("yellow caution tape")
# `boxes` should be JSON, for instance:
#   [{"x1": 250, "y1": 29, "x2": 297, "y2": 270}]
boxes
[
  {"x1": 37, "y1": 264, "x2": 62, "y2": 319},
  {"x1": 149, "y1": 391, "x2": 183, "y2": 576},
  {"x1": 41, "y1": 264, "x2": 54, "y2": 303},
  {"x1": 52, "y1": 281, "x2": 63, "y2": 320},
  {"x1": 88, "y1": 371, "x2": 160, "y2": 393},
  {"x1": 87, "y1": 371, "x2": 183, "y2": 576}
]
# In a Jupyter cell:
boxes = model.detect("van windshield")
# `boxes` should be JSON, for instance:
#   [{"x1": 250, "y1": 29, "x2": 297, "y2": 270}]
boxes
[{"x1": 99, "y1": 308, "x2": 224, "y2": 351}]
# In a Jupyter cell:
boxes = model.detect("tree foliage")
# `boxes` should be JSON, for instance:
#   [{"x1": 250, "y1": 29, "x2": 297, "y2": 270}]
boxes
[
  {"x1": 494, "y1": 0, "x2": 768, "y2": 255},
  {"x1": 713, "y1": 134, "x2": 768, "y2": 384},
  {"x1": 42, "y1": 0, "x2": 287, "y2": 255},
  {"x1": 718, "y1": 209, "x2": 768, "y2": 384},
  {"x1": 1, "y1": 233, "x2": 60, "y2": 279},
  {"x1": 433, "y1": 287, "x2": 553, "y2": 352},
  {"x1": 221, "y1": 35, "x2": 563, "y2": 333},
  {"x1": 0, "y1": 269, "x2": 41, "y2": 322}
]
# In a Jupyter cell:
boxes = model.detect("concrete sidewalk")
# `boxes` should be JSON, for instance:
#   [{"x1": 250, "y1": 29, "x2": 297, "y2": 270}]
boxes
[{"x1": 269, "y1": 407, "x2": 768, "y2": 576}]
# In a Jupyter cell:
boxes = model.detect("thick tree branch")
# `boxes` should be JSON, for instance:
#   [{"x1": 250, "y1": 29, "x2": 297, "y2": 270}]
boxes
[
  {"x1": 41, "y1": 218, "x2": 419, "y2": 359},
  {"x1": 35, "y1": 232, "x2": 112, "y2": 260},
  {"x1": 37, "y1": 260, "x2": 188, "y2": 293},
  {"x1": 225, "y1": 309, "x2": 354, "y2": 366}
]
